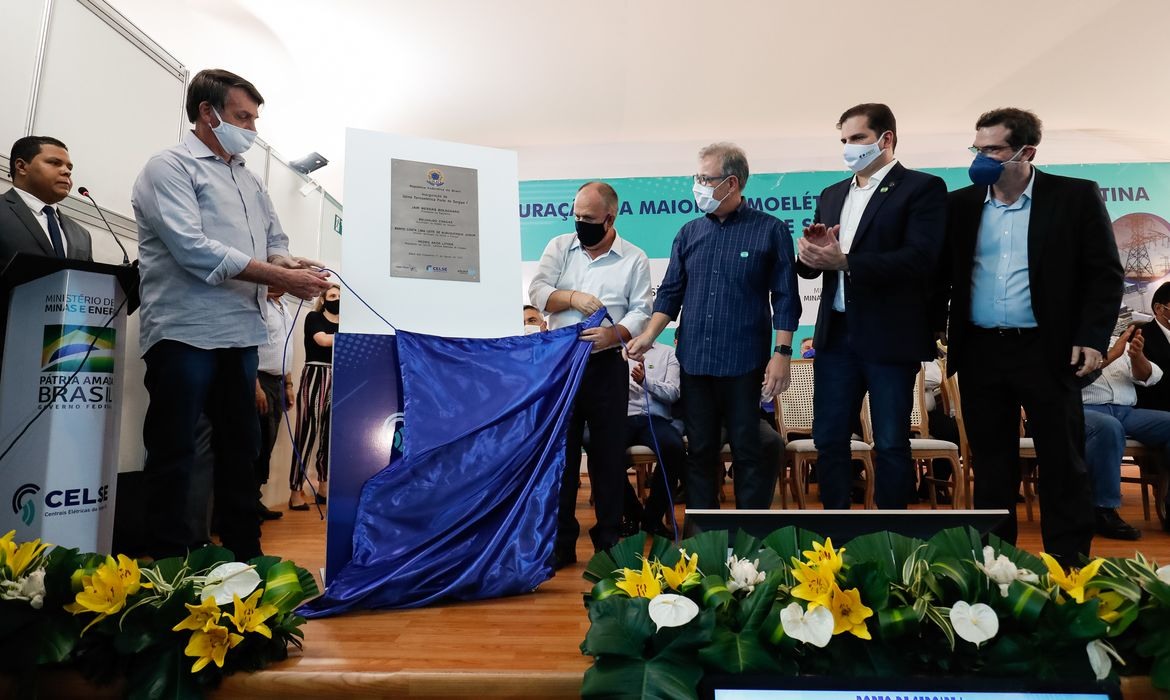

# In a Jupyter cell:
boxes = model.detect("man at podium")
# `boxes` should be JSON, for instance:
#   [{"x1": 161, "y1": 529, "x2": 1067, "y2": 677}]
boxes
[
  {"x1": 1, "y1": 136, "x2": 93, "y2": 267},
  {"x1": 131, "y1": 68, "x2": 330, "y2": 561}
]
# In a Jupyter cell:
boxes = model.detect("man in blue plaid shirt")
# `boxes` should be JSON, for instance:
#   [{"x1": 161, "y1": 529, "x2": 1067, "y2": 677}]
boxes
[{"x1": 627, "y1": 143, "x2": 800, "y2": 510}]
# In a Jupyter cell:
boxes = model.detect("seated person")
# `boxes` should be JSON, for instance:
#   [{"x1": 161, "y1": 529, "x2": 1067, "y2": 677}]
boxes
[
  {"x1": 522, "y1": 304, "x2": 547, "y2": 334},
  {"x1": 920, "y1": 357, "x2": 958, "y2": 504},
  {"x1": 623, "y1": 341, "x2": 685, "y2": 536},
  {"x1": 1082, "y1": 326, "x2": 1170, "y2": 539}
]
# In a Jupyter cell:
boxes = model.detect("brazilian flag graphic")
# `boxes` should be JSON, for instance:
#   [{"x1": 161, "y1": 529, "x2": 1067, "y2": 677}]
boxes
[{"x1": 41, "y1": 325, "x2": 116, "y2": 373}]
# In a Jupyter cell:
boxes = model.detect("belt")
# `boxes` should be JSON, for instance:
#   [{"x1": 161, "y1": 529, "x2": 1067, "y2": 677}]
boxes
[{"x1": 968, "y1": 325, "x2": 1038, "y2": 337}]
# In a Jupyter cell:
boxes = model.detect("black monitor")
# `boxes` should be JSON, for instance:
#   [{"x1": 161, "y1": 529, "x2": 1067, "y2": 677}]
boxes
[
  {"x1": 700, "y1": 674, "x2": 1121, "y2": 699},
  {"x1": 684, "y1": 509, "x2": 1010, "y2": 543}
]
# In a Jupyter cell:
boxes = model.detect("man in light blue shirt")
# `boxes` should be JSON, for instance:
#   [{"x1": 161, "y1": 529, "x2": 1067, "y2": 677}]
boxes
[
  {"x1": 937, "y1": 107, "x2": 1123, "y2": 563},
  {"x1": 132, "y1": 68, "x2": 330, "y2": 561}
]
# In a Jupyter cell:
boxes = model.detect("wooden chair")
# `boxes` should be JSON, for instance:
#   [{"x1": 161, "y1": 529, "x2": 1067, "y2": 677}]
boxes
[
  {"x1": 907, "y1": 366, "x2": 964, "y2": 509},
  {"x1": 942, "y1": 373, "x2": 976, "y2": 508},
  {"x1": 1119, "y1": 447, "x2": 1168, "y2": 525},
  {"x1": 777, "y1": 358, "x2": 876, "y2": 508},
  {"x1": 626, "y1": 446, "x2": 658, "y2": 501}
]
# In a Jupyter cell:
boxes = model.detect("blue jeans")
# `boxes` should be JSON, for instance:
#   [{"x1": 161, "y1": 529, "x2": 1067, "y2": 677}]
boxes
[
  {"x1": 813, "y1": 316, "x2": 918, "y2": 509},
  {"x1": 1083, "y1": 404, "x2": 1170, "y2": 509}
]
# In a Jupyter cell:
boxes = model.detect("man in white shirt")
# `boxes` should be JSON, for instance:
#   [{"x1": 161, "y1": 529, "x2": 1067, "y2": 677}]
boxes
[
  {"x1": 1082, "y1": 325, "x2": 1170, "y2": 539},
  {"x1": 254, "y1": 289, "x2": 295, "y2": 520},
  {"x1": 624, "y1": 342, "x2": 684, "y2": 536},
  {"x1": 529, "y1": 181, "x2": 652, "y2": 568},
  {"x1": 1, "y1": 136, "x2": 92, "y2": 266}
]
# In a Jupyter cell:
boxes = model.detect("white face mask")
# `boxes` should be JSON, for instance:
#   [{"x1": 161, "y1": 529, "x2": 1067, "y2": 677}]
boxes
[
  {"x1": 842, "y1": 132, "x2": 888, "y2": 173},
  {"x1": 693, "y1": 176, "x2": 730, "y2": 214},
  {"x1": 211, "y1": 107, "x2": 258, "y2": 155},
  {"x1": 523, "y1": 325, "x2": 542, "y2": 335}
]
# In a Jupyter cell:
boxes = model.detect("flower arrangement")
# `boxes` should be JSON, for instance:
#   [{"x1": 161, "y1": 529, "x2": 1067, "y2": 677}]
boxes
[
  {"x1": 0, "y1": 530, "x2": 318, "y2": 700},
  {"x1": 579, "y1": 526, "x2": 1170, "y2": 699}
]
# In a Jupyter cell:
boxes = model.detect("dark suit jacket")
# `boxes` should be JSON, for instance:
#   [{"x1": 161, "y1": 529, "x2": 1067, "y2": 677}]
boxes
[
  {"x1": 937, "y1": 169, "x2": 1123, "y2": 376},
  {"x1": 795, "y1": 161, "x2": 947, "y2": 363},
  {"x1": 1135, "y1": 320, "x2": 1170, "y2": 411},
  {"x1": 0, "y1": 187, "x2": 93, "y2": 269}
]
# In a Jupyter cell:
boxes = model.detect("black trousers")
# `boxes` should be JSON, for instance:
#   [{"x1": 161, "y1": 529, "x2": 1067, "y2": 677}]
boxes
[
  {"x1": 557, "y1": 349, "x2": 628, "y2": 553},
  {"x1": 959, "y1": 327, "x2": 1095, "y2": 562},
  {"x1": 255, "y1": 372, "x2": 284, "y2": 488},
  {"x1": 681, "y1": 366, "x2": 774, "y2": 509},
  {"x1": 143, "y1": 341, "x2": 261, "y2": 561},
  {"x1": 625, "y1": 414, "x2": 686, "y2": 529}
]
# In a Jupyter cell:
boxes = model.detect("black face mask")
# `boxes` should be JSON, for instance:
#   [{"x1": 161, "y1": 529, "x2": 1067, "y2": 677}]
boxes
[
  {"x1": 323, "y1": 299, "x2": 340, "y2": 314},
  {"x1": 575, "y1": 218, "x2": 608, "y2": 248}
]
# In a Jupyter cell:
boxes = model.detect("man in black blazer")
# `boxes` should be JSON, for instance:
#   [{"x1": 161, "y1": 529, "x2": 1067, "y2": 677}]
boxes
[
  {"x1": 1136, "y1": 282, "x2": 1170, "y2": 413},
  {"x1": 1, "y1": 136, "x2": 93, "y2": 269},
  {"x1": 796, "y1": 103, "x2": 947, "y2": 509},
  {"x1": 1134, "y1": 282, "x2": 1170, "y2": 532},
  {"x1": 937, "y1": 108, "x2": 1123, "y2": 563}
]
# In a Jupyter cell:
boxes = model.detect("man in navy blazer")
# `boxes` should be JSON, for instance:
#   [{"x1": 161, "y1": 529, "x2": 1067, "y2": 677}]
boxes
[
  {"x1": 936, "y1": 108, "x2": 1123, "y2": 563},
  {"x1": 1, "y1": 136, "x2": 92, "y2": 269},
  {"x1": 796, "y1": 103, "x2": 947, "y2": 510}
]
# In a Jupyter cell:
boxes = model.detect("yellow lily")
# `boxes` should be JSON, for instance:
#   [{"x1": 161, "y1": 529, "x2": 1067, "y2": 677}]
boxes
[
  {"x1": 802, "y1": 538, "x2": 845, "y2": 576},
  {"x1": 1087, "y1": 589, "x2": 1126, "y2": 624},
  {"x1": 615, "y1": 559, "x2": 662, "y2": 599},
  {"x1": 790, "y1": 559, "x2": 836, "y2": 609},
  {"x1": 183, "y1": 623, "x2": 243, "y2": 673},
  {"x1": 64, "y1": 556, "x2": 128, "y2": 633},
  {"x1": 661, "y1": 550, "x2": 701, "y2": 591},
  {"x1": 114, "y1": 554, "x2": 151, "y2": 596},
  {"x1": 1038, "y1": 552, "x2": 1105, "y2": 604},
  {"x1": 828, "y1": 585, "x2": 873, "y2": 640},
  {"x1": 0, "y1": 532, "x2": 49, "y2": 578},
  {"x1": 227, "y1": 590, "x2": 279, "y2": 638},
  {"x1": 173, "y1": 596, "x2": 224, "y2": 633}
]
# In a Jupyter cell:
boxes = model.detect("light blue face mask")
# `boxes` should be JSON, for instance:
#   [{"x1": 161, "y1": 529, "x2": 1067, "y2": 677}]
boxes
[{"x1": 211, "y1": 107, "x2": 258, "y2": 155}]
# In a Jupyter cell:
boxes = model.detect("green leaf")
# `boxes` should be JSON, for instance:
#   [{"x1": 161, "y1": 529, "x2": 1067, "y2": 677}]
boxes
[
  {"x1": 584, "y1": 533, "x2": 649, "y2": 584},
  {"x1": 581, "y1": 656, "x2": 703, "y2": 700},
  {"x1": 1000, "y1": 580, "x2": 1049, "y2": 626},
  {"x1": 675, "y1": 530, "x2": 728, "y2": 582},
  {"x1": 735, "y1": 571, "x2": 784, "y2": 632},
  {"x1": 843, "y1": 531, "x2": 923, "y2": 581},
  {"x1": 699, "y1": 575, "x2": 732, "y2": 610},
  {"x1": 698, "y1": 624, "x2": 788, "y2": 675},
  {"x1": 926, "y1": 526, "x2": 985, "y2": 562},
  {"x1": 581, "y1": 596, "x2": 654, "y2": 659},
  {"x1": 261, "y1": 561, "x2": 315, "y2": 613},
  {"x1": 185, "y1": 545, "x2": 235, "y2": 573}
]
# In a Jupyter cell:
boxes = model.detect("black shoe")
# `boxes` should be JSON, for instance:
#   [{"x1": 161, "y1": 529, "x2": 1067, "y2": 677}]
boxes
[
  {"x1": 1095, "y1": 508, "x2": 1142, "y2": 541},
  {"x1": 315, "y1": 493, "x2": 328, "y2": 505},
  {"x1": 619, "y1": 517, "x2": 640, "y2": 537},
  {"x1": 258, "y1": 504, "x2": 283, "y2": 521}
]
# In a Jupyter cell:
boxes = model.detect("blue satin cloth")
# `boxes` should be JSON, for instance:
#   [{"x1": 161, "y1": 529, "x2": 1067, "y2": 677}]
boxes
[{"x1": 299, "y1": 309, "x2": 604, "y2": 615}]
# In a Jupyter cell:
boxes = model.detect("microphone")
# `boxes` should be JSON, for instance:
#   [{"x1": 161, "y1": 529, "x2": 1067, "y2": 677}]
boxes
[{"x1": 77, "y1": 186, "x2": 131, "y2": 264}]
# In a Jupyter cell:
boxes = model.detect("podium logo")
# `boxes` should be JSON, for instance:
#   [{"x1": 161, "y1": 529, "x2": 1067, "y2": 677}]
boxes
[
  {"x1": 42, "y1": 325, "x2": 116, "y2": 373},
  {"x1": 12, "y1": 483, "x2": 39, "y2": 526},
  {"x1": 425, "y1": 168, "x2": 445, "y2": 187}
]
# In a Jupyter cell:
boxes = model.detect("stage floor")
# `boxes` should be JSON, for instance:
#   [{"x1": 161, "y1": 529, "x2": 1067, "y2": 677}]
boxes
[{"x1": 27, "y1": 478, "x2": 1170, "y2": 699}]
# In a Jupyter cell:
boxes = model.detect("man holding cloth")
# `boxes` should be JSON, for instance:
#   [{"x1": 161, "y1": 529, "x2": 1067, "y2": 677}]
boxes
[
  {"x1": 529, "y1": 181, "x2": 652, "y2": 568},
  {"x1": 627, "y1": 143, "x2": 800, "y2": 512}
]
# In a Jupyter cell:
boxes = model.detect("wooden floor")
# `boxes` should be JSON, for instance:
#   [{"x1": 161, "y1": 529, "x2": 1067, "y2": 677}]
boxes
[
  {"x1": 30, "y1": 477, "x2": 1170, "y2": 699},
  {"x1": 194, "y1": 477, "x2": 1170, "y2": 699}
]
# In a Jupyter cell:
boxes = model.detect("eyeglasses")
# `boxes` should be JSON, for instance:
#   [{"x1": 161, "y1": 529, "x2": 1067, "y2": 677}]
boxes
[
  {"x1": 968, "y1": 144, "x2": 1016, "y2": 157},
  {"x1": 693, "y1": 174, "x2": 729, "y2": 186}
]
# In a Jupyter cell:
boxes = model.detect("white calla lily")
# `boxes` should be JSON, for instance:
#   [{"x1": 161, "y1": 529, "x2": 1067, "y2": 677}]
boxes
[
  {"x1": 1156, "y1": 564, "x2": 1170, "y2": 585},
  {"x1": 949, "y1": 601, "x2": 999, "y2": 645},
  {"x1": 779, "y1": 602, "x2": 833, "y2": 648},
  {"x1": 200, "y1": 562, "x2": 261, "y2": 605},
  {"x1": 1087, "y1": 639, "x2": 1124, "y2": 680},
  {"x1": 647, "y1": 593, "x2": 699, "y2": 631}
]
